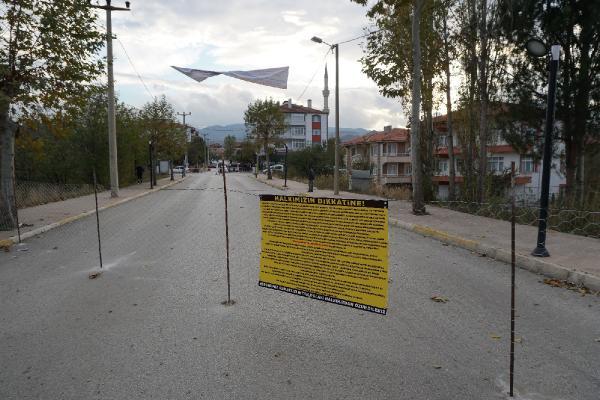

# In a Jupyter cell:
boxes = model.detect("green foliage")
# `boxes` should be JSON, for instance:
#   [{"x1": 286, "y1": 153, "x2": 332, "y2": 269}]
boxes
[
  {"x1": 224, "y1": 135, "x2": 237, "y2": 160},
  {"x1": 139, "y1": 95, "x2": 187, "y2": 163},
  {"x1": 187, "y1": 136, "x2": 206, "y2": 166},
  {"x1": 237, "y1": 139, "x2": 258, "y2": 164},
  {"x1": 287, "y1": 140, "x2": 336, "y2": 178}
]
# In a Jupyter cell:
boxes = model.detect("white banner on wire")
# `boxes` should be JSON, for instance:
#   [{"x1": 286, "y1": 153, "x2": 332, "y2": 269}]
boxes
[{"x1": 171, "y1": 66, "x2": 289, "y2": 89}]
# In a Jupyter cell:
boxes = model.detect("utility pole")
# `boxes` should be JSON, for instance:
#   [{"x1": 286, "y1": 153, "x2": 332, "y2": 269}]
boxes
[
  {"x1": 90, "y1": 0, "x2": 130, "y2": 197},
  {"x1": 177, "y1": 111, "x2": 191, "y2": 175}
]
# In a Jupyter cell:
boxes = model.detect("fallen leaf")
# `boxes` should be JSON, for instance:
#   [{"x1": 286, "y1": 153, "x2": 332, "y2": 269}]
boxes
[
  {"x1": 514, "y1": 337, "x2": 522, "y2": 343},
  {"x1": 490, "y1": 335, "x2": 501, "y2": 340},
  {"x1": 88, "y1": 271, "x2": 102, "y2": 279},
  {"x1": 595, "y1": 338, "x2": 600, "y2": 343},
  {"x1": 431, "y1": 296, "x2": 449, "y2": 303},
  {"x1": 432, "y1": 365, "x2": 442, "y2": 369}
]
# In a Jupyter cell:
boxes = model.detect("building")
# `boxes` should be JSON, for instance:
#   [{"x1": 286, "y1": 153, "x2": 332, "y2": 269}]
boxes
[
  {"x1": 343, "y1": 126, "x2": 412, "y2": 187},
  {"x1": 277, "y1": 66, "x2": 330, "y2": 151},
  {"x1": 342, "y1": 113, "x2": 566, "y2": 202},
  {"x1": 432, "y1": 112, "x2": 566, "y2": 201},
  {"x1": 279, "y1": 99, "x2": 329, "y2": 150}
]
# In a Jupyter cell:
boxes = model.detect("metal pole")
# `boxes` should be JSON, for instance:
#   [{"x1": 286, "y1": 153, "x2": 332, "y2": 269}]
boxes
[
  {"x1": 222, "y1": 155, "x2": 232, "y2": 304},
  {"x1": 106, "y1": 3, "x2": 119, "y2": 198},
  {"x1": 149, "y1": 141, "x2": 154, "y2": 189},
  {"x1": 93, "y1": 168, "x2": 103, "y2": 269},
  {"x1": 510, "y1": 162, "x2": 516, "y2": 397},
  {"x1": 532, "y1": 45, "x2": 560, "y2": 257},
  {"x1": 284, "y1": 145, "x2": 288, "y2": 188},
  {"x1": 12, "y1": 175, "x2": 20, "y2": 243},
  {"x1": 334, "y1": 43, "x2": 340, "y2": 195}
]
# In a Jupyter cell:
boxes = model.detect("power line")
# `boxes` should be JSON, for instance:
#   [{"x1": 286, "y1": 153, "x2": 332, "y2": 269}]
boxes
[
  {"x1": 337, "y1": 29, "x2": 381, "y2": 45},
  {"x1": 116, "y1": 38, "x2": 156, "y2": 100},
  {"x1": 297, "y1": 47, "x2": 331, "y2": 101}
]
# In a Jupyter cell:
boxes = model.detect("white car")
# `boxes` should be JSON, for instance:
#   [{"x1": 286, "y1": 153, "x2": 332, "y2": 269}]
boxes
[
  {"x1": 262, "y1": 164, "x2": 284, "y2": 174},
  {"x1": 172, "y1": 166, "x2": 186, "y2": 174}
]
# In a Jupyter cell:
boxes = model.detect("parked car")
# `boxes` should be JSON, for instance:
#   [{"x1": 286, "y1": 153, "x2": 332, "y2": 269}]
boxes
[
  {"x1": 172, "y1": 166, "x2": 185, "y2": 174},
  {"x1": 262, "y1": 164, "x2": 284, "y2": 174}
]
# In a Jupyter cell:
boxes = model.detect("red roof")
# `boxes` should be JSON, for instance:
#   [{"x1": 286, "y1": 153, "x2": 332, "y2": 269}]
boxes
[
  {"x1": 280, "y1": 102, "x2": 327, "y2": 115},
  {"x1": 343, "y1": 128, "x2": 409, "y2": 146}
]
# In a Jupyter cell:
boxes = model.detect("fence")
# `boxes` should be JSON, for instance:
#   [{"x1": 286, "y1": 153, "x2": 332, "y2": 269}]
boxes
[{"x1": 429, "y1": 200, "x2": 600, "y2": 239}]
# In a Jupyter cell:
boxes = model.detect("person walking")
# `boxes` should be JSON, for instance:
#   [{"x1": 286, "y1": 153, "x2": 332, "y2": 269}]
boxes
[
  {"x1": 308, "y1": 167, "x2": 315, "y2": 193},
  {"x1": 135, "y1": 165, "x2": 144, "y2": 184}
]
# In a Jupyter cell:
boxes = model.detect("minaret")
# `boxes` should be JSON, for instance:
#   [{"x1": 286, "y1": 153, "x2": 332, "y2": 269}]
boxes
[{"x1": 322, "y1": 64, "x2": 330, "y2": 113}]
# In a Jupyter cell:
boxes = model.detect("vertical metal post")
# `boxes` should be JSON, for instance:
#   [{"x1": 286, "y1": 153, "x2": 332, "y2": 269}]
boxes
[
  {"x1": 334, "y1": 43, "x2": 340, "y2": 195},
  {"x1": 510, "y1": 162, "x2": 516, "y2": 397},
  {"x1": 222, "y1": 155, "x2": 231, "y2": 304},
  {"x1": 284, "y1": 145, "x2": 288, "y2": 188},
  {"x1": 93, "y1": 169, "x2": 103, "y2": 269},
  {"x1": 532, "y1": 45, "x2": 560, "y2": 257},
  {"x1": 12, "y1": 175, "x2": 21, "y2": 243},
  {"x1": 149, "y1": 141, "x2": 154, "y2": 189}
]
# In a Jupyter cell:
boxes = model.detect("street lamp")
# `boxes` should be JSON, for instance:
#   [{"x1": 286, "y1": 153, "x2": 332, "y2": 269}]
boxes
[
  {"x1": 312, "y1": 35, "x2": 340, "y2": 195},
  {"x1": 526, "y1": 38, "x2": 561, "y2": 258}
]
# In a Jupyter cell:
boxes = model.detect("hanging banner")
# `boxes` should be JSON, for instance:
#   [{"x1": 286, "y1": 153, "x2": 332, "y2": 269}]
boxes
[
  {"x1": 171, "y1": 66, "x2": 289, "y2": 89},
  {"x1": 259, "y1": 195, "x2": 389, "y2": 315}
]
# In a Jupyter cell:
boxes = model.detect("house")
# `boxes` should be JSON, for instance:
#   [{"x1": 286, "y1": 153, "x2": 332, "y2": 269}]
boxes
[
  {"x1": 343, "y1": 126, "x2": 412, "y2": 187},
  {"x1": 432, "y1": 112, "x2": 566, "y2": 201}
]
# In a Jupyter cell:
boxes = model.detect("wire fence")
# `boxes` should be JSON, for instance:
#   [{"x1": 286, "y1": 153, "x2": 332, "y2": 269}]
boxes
[{"x1": 429, "y1": 200, "x2": 600, "y2": 239}]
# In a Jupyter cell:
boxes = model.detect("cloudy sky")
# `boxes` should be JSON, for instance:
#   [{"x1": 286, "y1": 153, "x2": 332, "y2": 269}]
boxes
[{"x1": 99, "y1": 0, "x2": 407, "y2": 130}]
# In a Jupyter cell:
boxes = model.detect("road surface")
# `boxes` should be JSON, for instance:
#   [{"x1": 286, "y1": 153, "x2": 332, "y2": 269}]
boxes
[{"x1": 1, "y1": 172, "x2": 598, "y2": 399}]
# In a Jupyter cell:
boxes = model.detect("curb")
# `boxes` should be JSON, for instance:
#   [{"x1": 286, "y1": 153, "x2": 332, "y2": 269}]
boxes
[
  {"x1": 8, "y1": 178, "x2": 186, "y2": 244},
  {"x1": 389, "y1": 218, "x2": 600, "y2": 293}
]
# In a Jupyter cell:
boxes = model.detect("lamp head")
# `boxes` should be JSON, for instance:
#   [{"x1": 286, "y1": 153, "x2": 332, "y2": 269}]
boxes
[
  {"x1": 311, "y1": 36, "x2": 323, "y2": 44},
  {"x1": 125, "y1": 1, "x2": 130, "y2": 8},
  {"x1": 525, "y1": 38, "x2": 548, "y2": 58}
]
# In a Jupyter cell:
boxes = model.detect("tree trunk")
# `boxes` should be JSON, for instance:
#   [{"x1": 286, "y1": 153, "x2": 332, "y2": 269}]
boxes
[
  {"x1": 0, "y1": 94, "x2": 17, "y2": 230},
  {"x1": 411, "y1": 0, "x2": 426, "y2": 215},
  {"x1": 476, "y1": 0, "x2": 488, "y2": 204},
  {"x1": 443, "y1": 13, "x2": 456, "y2": 201},
  {"x1": 265, "y1": 142, "x2": 272, "y2": 180}
]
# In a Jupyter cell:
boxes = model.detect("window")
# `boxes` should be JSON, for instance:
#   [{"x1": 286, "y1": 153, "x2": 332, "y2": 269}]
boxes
[
  {"x1": 371, "y1": 144, "x2": 378, "y2": 156},
  {"x1": 438, "y1": 135, "x2": 448, "y2": 147},
  {"x1": 438, "y1": 160, "x2": 448, "y2": 175},
  {"x1": 404, "y1": 164, "x2": 412, "y2": 175},
  {"x1": 312, "y1": 129, "x2": 320, "y2": 136},
  {"x1": 520, "y1": 156, "x2": 534, "y2": 173},
  {"x1": 312, "y1": 115, "x2": 321, "y2": 123},
  {"x1": 290, "y1": 126, "x2": 305, "y2": 137},
  {"x1": 384, "y1": 163, "x2": 398, "y2": 176},
  {"x1": 384, "y1": 143, "x2": 397, "y2": 156},
  {"x1": 488, "y1": 156, "x2": 504, "y2": 173},
  {"x1": 292, "y1": 139, "x2": 305, "y2": 149}
]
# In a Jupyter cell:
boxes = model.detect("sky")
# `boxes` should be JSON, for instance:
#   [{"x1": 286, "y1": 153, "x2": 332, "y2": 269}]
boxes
[{"x1": 97, "y1": 0, "x2": 408, "y2": 131}]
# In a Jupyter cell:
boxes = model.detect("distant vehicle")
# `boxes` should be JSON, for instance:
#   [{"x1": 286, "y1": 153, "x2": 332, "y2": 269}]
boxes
[
  {"x1": 262, "y1": 164, "x2": 284, "y2": 174},
  {"x1": 172, "y1": 166, "x2": 186, "y2": 174}
]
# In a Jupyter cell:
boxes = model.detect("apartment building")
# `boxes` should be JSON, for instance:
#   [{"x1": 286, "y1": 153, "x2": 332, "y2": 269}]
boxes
[
  {"x1": 279, "y1": 99, "x2": 329, "y2": 150},
  {"x1": 432, "y1": 113, "x2": 566, "y2": 201},
  {"x1": 343, "y1": 126, "x2": 412, "y2": 186}
]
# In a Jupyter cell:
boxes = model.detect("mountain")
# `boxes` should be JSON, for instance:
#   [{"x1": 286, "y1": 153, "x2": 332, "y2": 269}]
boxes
[{"x1": 198, "y1": 124, "x2": 369, "y2": 144}]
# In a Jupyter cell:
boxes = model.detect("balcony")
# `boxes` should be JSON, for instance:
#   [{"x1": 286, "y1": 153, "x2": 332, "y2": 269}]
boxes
[
  {"x1": 381, "y1": 174, "x2": 411, "y2": 184},
  {"x1": 380, "y1": 152, "x2": 411, "y2": 164}
]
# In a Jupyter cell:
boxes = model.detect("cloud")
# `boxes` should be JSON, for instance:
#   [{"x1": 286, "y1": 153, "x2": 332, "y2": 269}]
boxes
[{"x1": 100, "y1": 0, "x2": 407, "y2": 130}]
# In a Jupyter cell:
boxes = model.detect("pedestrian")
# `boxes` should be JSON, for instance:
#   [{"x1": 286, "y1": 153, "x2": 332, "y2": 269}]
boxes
[
  {"x1": 308, "y1": 167, "x2": 315, "y2": 192},
  {"x1": 135, "y1": 165, "x2": 144, "y2": 184}
]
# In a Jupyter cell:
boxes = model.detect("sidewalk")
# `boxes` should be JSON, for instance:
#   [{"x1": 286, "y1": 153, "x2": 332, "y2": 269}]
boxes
[
  {"x1": 255, "y1": 174, "x2": 600, "y2": 292},
  {"x1": 0, "y1": 176, "x2": 185, "y2": 243}
]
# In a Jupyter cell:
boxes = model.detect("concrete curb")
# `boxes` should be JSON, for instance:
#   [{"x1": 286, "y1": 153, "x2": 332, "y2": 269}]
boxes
[
  {"x1": 389, "y1": 218, "x2": 600, "y2": 293},
  {"x1": 8, "y1": 178, "x2": 186, "y2": 244}
]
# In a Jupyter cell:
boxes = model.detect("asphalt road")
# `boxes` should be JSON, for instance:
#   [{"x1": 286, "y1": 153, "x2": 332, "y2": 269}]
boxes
[{"x1": 1, "y1": 172, "x2": 599, "y2": 400}]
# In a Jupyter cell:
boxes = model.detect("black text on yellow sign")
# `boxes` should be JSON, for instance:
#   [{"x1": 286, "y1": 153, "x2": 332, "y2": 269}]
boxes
[{"x1": 259, "y1": 195, "x2": 389, "y2": 315}]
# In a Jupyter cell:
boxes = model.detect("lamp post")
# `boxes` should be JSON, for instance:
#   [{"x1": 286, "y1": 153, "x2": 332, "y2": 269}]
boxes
[
  {"x1": 312, "y1": 36, "x2": 340, "y2": 195},
  {"x1": 526, "y1": 38, "x2": 560, "y2": 258},
  {"x1": 283, "y1": 144, "x2": 288, "y2": 188}
]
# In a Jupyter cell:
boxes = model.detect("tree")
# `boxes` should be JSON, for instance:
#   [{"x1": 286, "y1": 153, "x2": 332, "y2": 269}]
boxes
[
  {"x1": 0, "y1": 0, "x2": 104, "y2": 228},
  {"x1": 243, "y1": 99, "x2": 287, "y2": 180},
  {"x1": 224, "y1": 134, "x2": 237, "y2": 160},
  {"x1": 498, "y1": 0, "x2": 600, "y2": 206},
  {"x1": 187, "y1": 136, "x2": 206, "y2": 167},
  {"x1": 139, "y1": 96, "x2": 187, "y2": 165}
]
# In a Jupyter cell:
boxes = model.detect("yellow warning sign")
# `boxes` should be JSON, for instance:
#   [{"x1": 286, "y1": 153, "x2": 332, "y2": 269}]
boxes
[{"x1": 259, "y1": 195, "x2": 389, "y2": 315}]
